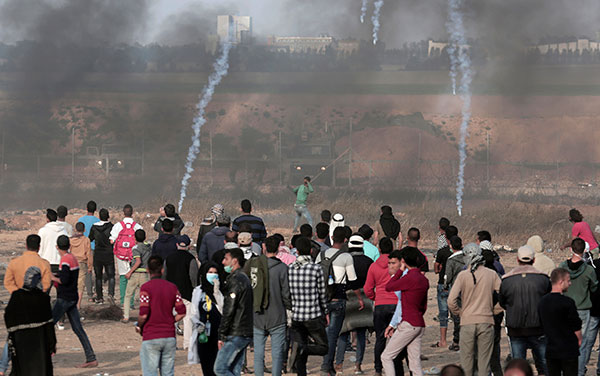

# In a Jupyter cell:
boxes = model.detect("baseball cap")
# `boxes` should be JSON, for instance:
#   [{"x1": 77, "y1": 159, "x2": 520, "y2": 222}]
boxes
[
  {"x1": 349, "y1": 234, "x2": 364, "y2": 249},
  {"x1": 238, "y1": 232, "x2": 252, "y2": 246},
  {"x1": 177, "y1": 235, "x2": 191, "y2": 247},
  {"x1": 517, "y1": 245, "x2": 535, "y2": 263}
]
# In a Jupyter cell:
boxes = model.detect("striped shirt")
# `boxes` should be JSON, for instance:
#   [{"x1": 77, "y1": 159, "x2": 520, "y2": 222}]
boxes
[{"x1": 232, "y1": 214, "x2": 267, "y2": 243}]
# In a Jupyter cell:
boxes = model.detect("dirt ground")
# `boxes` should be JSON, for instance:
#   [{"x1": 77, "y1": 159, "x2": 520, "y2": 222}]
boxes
[{"x1": 0, "y1": 200, "x2": 597, "y2": 376}]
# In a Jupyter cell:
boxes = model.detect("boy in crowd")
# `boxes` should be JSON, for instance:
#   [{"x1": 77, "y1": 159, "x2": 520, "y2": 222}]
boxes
[
  {"x1": 123, "y1": 230, "x2": 151, "y2": 323},
  {"x1": 70, "y1": 222, "x2": 93, "y2": 309},
  {"x1": 51, "y1": 235, "x2": 97, "y2": 368}
]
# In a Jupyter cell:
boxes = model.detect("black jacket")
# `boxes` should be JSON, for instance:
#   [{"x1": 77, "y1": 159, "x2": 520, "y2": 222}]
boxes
[
  {"x1": 154, "y1": 214, "x2": 185, "y2": 236},
  {"x1": 218, "y1": 269, "x2": 254, "y2": 341},
  {"x1": 499, "y1": 265, "x2": 551, "y2": 337},
  {"x1": 89, "y1": 222, "x2": 114, "y2": 263}
]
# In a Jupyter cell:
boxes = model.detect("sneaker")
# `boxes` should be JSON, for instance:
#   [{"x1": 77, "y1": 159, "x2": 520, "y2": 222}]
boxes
[
  {"x1": 95, "y1": 298, "x2": 104, "y2": 305},
  {"x1": 354, "y1": 363, "x2": 364, "y2": 375},
  {"x1": 56, "y1": 322, "x2": 65, "y2": 331},
  {"x1": 334, "y1": 364, "x2": 343, "y2": 376},
  {"x1": 77, "y1": 360, "x2": 98, "y2": 368}
]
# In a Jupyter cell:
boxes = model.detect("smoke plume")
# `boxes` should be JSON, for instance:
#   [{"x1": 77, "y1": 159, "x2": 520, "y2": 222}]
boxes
[
  {"x1": 360, "y1": 0, "x2": 368, "y2": 23},
  {"x1": 447, "y1": 0, "x2": 473, "y2": 216},
  {"x1": 178, "y1": 39, "x2": 233, "y2": 212},
  {"x1": 371, "y1": 0, "x2": 384, "y2": 44}
]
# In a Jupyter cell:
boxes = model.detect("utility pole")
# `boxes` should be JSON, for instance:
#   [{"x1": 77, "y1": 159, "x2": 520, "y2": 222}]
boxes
[
  {"x1": 141, "y1": 133, "x2": 145, "y2": 176},
  {"x1": 71, "y1": 127, "x2": 75, "y2": 183},
  {"x1": 278, "y1": 131, "x2": 282, "y2": 186},
  {"x1": 486, "y1": 132, "x2": 490, "y2": 186},
  {"x1": 417, "y1": 132, "x2": 422, "y2": 185},
  {"x1": 349, "y1": 119, "x2": 353, "y2": 186},
  {"x1": 210, "y1": 132, "x2": 214, "y2": 186}
]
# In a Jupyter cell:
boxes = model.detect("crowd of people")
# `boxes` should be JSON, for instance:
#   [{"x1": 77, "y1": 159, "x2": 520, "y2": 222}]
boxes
[{"x1": 2, "y1": 178, "x2": 600, "y2": 376}]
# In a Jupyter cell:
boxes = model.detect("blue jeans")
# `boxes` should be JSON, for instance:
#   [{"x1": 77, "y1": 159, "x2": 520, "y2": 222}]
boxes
[
  {"x1": 254, "y1": 324, "x2": 287, "y2": 376},
  {"x1": 580, "y1": 315, "x2": 600, "y2": 376},
  {"x1": 510, "y1": 335, "x2": 547, "y2": 375},
  {"x1": 0, "y1": 342, "x2": 9, "y2": 373},
  {"x1": 335, "y1": 328, "x2": 367, "y2": 365},
  {"x1": 293, "y1": 205, "x2": 313, "y2": 231},
  {"x1": 578, "y1": 310, "x2": 592, "y2": 376},
  {"x1": 140, "y1": 337, "x2": 176, "y2": 376},
  {"x1": 322, "y1": 300, "x2": 346, "y2": 372},
  {"x1": 214, "y1": 335, "x2": 252, "y2": 376},
  {"x1": 437, "y1": 284, "x2": 449, "y2": 328},
  {"x1": 52, "y1": 298, "x2": 96, "y2": 362}
]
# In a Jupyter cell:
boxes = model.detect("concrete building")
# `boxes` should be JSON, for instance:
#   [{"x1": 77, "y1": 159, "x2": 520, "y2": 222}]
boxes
[
  {"x1": 217, "y1": 15, "x2": 253, "y2": 44},
  {"x1": 267, "y1": 36, "x2": 335, "y2": 53},
  {"x1": 529, "y1": 38, "x2": 600, "y2": 54},
  {"x1": 337, "y1": 39, "x2": 360, "y2": 54},
  {"x1": 427, "y1": 39, "x2": 470, "y2": 56}
]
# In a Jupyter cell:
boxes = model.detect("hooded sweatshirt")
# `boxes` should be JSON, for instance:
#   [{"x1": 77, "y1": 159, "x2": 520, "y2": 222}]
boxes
[
  {"x1": 38, "y1": 221, "x2": 68, "y2": 265},
  {"x1": 70, "y1": 234, "x2": 93, "y2": 268},
  {"x1": 444, "y1": 251, "x2": 467, "y2": 289},
  {"x1": 152, "y1": 233, "x2": 178, "y2": 261},
  {"x1": 89, "y1": 221, "x2": 114, "y2": 264},
  {"x1": 198, "y1": 226, "x2": 230, "y2": 263},
  {"x1": 528, "y1": 236, "x2": 555, "y2": 276},
  {"x1": 364, "y1": 253, "x2": 398, "y2": 306},
  {"x1": 559, "y1": 259, "x2": 598, "y2": 310}
]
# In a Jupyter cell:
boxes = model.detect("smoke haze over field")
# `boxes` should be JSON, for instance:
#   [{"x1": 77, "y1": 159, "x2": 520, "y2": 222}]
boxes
[{"x1": 0, "y1": 0, "x2": 598, "y2": 48}]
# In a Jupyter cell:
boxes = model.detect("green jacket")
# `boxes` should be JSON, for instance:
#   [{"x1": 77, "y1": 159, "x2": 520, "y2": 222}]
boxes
[
  {"x1": 559, "y1": 259, "x2": 598, "y2": 310},
  {"x1": 294, "y1": 183, "x2": 314, "y2": 205},
  {"x1": 243, "y1": 255, "x2": 269, "y2": 314}
]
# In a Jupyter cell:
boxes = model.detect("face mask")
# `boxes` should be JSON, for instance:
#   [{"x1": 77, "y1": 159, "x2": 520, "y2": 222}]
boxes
[
  {"x1": 206, "y1": 273, "x2": 219, "y2": 285},
  {"x1": 224, "y1": 265, "x2": 233, "y2": 273}
]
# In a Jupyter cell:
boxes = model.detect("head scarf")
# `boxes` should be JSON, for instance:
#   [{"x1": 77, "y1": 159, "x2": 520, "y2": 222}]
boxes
[
  {"x1": 463, "y1": 243, "x2": 485, "y2": 284},
  {"x1": 23, "y1": 266, "x2": 43, "y2": 291},
  {"x1": 329, "y1": 213, "x2": 345, "y2": 242},
  {"x1": 199, "y1": 261, "x2": 220, "y2": 302},
  {"x1": 379, "y1": 206, "x2": 401, "y2": 240}
]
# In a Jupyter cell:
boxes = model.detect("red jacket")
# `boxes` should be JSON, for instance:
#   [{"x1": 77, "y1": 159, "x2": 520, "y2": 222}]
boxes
[
  {"x1": 386, "y1": 268, "x2": 429, "y2": 327},
  {"x1": 364, "y1": 254, "x2": 398, "y2": 306}
]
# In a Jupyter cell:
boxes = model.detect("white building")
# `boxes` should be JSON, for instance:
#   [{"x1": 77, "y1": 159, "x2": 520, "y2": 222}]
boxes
[{"x1": 217, "y1": 15, "x2": 253, "y2": 44}]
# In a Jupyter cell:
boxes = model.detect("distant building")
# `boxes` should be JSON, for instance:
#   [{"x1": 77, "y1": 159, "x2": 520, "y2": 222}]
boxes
[
  {"x1": 337, "y1": 39, "x2": 360, "y2": 54},
  {"x1": 427, "y1": 39, "x2": 470, "y2": 57},
  {"x1": 217, "y1": 15, "x2": 253, "y2": 44},
  {"x1": 267, "y1": 36, "x2": 335, "y2": 53},
  {"x1": 529, "y1": 38, "x2": 600, "y2": 54}
]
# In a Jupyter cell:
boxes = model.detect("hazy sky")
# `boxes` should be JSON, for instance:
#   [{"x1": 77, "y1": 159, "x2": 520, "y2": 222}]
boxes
[{"x1": 0, "y1": 0, "x2": 598, "y2": 48}]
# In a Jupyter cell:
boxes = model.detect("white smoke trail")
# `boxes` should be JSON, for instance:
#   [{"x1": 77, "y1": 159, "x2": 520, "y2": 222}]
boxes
[
  {"x1": 446, "y1": 0, "x2": 473, "y2": 216},
  {"x1": 360, "y1": 0, "x2": 368, "y2": 23},
  {"x1": 371, "y1": 0, "x2": 384, "y2": 44},
  {"x1": 178, "y1": 39, "x2": 233, "y2": 212},
  {"x1": 448, "y1": 42, "x2": 457, "y2": 95}
]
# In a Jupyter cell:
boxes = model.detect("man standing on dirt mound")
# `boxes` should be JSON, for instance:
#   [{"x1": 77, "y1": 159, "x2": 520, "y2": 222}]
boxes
[{"x1": 291, "y1": 176, "x2": 314, "y2": 233}]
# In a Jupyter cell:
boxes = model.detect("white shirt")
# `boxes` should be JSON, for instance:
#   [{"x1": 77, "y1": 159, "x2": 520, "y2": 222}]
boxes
[
  {"x1": 315, "y1": 247, "x2": 357, "y2": 284},
  {"x1": 58, "y1": 220, "x2": 73, "y2": 237},
  {"x1": 38, "y1": 221, "x2": 68, "y2": 265},
  {"x1": 109, "y1": 217, "x2": 143, "y2": 242}
]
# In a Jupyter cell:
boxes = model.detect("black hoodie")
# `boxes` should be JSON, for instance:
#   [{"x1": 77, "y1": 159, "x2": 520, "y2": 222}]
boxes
[
  {"x1": 89, "y1": 222, "x2": 114, "y2": 263},
  {"x1": 153, "y1": 214, "x2": 185, "y2": 236}
]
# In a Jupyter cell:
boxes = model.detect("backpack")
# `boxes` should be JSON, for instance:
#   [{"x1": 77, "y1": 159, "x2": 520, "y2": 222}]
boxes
[
  {"x1": 114, "y1": 220, "x2": 136, "y2": 261},
  {"x1": 319, "y1": 248, "x2": 346, "y2": 301}
]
